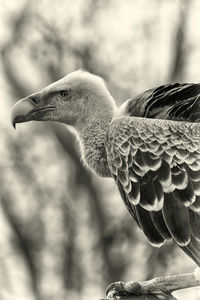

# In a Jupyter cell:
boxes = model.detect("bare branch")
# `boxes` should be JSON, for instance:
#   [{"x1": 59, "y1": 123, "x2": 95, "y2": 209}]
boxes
[
  {"x1": 101, "y1": 296, "x2": 162, "y2": 300},
  {"x1": 103, "y1": 272, "x2": 200, "y2": 300}
]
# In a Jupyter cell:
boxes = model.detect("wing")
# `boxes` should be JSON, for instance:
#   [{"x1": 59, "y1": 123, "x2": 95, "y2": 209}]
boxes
[
  {"x1": 125, "y1": 83, "x2": 200, "y2": 121},
  {"x1": 105, "y1": 116, "x2": 200, "y2": 265}
]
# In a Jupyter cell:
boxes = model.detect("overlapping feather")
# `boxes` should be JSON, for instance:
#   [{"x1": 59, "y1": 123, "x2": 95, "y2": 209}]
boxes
[{"x1": 106, "y1": 116, "x2": 200, "y2": 249}]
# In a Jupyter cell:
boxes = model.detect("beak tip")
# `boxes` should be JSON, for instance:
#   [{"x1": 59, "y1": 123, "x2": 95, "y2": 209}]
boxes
[{"x1": 10, "y1": 96, "x2": 35, "y2": 129}]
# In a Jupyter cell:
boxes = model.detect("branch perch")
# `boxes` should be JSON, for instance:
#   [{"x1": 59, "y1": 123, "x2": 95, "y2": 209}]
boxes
[{"x1": 100, "y1": 271, "x2": 200, "y2": 300}]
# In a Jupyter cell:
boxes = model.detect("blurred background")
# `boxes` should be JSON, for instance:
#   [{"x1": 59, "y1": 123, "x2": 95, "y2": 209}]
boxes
[{"x1": 1, "y1": 0, "x2": 200, "y2": 299}]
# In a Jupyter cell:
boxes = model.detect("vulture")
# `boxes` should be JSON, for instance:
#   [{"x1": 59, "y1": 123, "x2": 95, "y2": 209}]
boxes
[{"x1": 11, "y1": 70, "x2": 200, "y2": 295}]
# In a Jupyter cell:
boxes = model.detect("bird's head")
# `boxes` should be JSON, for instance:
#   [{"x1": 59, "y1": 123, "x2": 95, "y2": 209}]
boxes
[{"x1": 11, "y1": 70, "x2": 116, "y2": 130}]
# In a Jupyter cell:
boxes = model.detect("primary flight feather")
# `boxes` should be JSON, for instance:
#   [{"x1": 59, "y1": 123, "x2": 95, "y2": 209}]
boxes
[{"x1": 11, "y1": 70, "x2": 200, "y2": 266}]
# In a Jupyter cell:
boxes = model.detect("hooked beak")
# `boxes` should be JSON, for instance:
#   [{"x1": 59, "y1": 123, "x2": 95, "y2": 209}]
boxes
[
  {"x1": 11, "y1": 95, "x2": 56, "y2": 128},
  {"x1": 11, "y1": 97, "x2": 36, "y2": 129}
]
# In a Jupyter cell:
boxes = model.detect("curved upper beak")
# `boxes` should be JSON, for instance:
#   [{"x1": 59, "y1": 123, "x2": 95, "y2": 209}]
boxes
[
  {"x1": 11, "y1": 97, "x2": 36, "y2": 129},
  {"x1": 11, "y1": 92, "x2": 56, "y2": 128}
]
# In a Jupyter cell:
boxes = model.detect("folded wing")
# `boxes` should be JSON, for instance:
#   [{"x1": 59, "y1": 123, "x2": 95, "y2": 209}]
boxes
[{"x1": 105, "y1": 116, "x2": 200, "y2": 265}]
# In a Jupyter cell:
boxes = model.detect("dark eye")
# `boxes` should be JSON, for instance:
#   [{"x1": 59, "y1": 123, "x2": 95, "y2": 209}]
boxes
[{"x1": 59, "y1": 90, "x2": 70, "y2": 98}]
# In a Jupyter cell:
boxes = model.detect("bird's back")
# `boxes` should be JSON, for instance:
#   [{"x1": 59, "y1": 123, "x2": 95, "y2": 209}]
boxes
[{"x1": 120, "y1": 82, "x2": 200, "y2": 122}]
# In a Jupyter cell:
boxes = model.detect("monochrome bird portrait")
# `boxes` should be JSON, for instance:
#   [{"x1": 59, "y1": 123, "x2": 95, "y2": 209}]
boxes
[{"x1": 11, "y1": 70, "x2": 200, "y2": 298}]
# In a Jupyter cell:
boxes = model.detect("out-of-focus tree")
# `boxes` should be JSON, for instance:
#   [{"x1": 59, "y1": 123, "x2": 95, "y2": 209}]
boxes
[{"x1": 0, "y1": 1, "x2": 199, "y2": 300}]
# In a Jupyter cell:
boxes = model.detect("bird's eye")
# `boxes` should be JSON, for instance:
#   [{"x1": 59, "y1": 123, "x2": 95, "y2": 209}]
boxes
[{"x1": 59, "y1": 90, "x2": 70, "y2": 99}]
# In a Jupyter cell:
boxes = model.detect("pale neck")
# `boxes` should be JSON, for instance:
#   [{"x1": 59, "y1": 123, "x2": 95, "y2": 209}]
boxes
[{"x1": 78, "y1": 113, "x2": 113, "y2": 177}]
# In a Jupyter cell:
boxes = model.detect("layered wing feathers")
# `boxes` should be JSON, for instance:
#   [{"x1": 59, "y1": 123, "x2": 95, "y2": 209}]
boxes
[{"x1": 105, "y1": 117, "x2": 200, "y2": 249}]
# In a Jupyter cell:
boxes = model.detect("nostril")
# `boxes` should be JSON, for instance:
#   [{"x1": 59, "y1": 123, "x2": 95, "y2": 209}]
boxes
[
  {"x1": 30, "y1": 97, "x2": 38, "y2": 105},
  {"x1": 29, "y1": 93, "x2": 40, "y2": 106}
]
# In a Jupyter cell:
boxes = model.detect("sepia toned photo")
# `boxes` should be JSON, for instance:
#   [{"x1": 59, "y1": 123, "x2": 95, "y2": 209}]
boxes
[{"x1": 1, "y1": 1, "x2": 200, "y2": 299}]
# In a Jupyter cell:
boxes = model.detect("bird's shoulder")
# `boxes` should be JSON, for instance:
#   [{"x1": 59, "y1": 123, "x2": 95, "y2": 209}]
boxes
[
  {"x1": 106, "y1": 116, "x2": 200, "y2": 153},
  {"x1": 105, "y1": 115, "x2": 200, "y2": 209}
]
